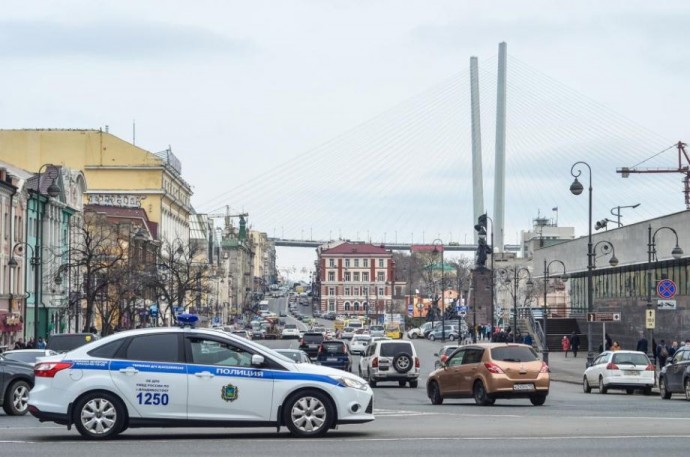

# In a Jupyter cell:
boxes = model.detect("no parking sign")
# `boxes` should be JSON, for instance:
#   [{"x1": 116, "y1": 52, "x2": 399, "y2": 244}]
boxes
[{"x1": 656, "y1": 279, "x2": 677, "y2": 299}]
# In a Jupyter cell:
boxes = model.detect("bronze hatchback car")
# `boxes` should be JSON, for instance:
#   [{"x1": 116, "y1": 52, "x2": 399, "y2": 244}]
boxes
[{"x1": 426, "y1": 343, "x2": 550, "y2": 406}]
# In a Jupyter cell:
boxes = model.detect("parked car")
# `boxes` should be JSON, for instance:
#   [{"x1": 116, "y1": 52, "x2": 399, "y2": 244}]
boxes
[
  {"x1": 385, "y1": 324, "x2": 403, "y2": 339},
  {"x1": 1, "y1": 349, "x2": 58, "y2": 365},
  {"x1": 427, "y1": 325, "x2": 459, "y2": 341},
  {"x1": 316, "y1": 340, "x2": 352, "y2": 372},
  {"x1": 350, "y1": 335, "x2": 372, "y2": 355},
  {"x1": 359, "y1": 340, "x2": 420, "y2": 388},
  {"x1": 0, "y1": 352, "x2": 35, "y2": 415},
  {"x1": 324, "y1": 312, "x2": 337, "y2": 320},
  {"x1": 46, "y1": 333, "x2": 99, "y2": 353},
  {"x1": 583, "y1": 350, "x2": 655, "y2": 395},
  {"x1": 434, "y1": 345, "x2": 460, "y2": 369},
  {"x1": 426, "y1": 343, "x2": 549, "y2": 406},
  {"x1": 407, "y1": 322, "x2": 434, "y2": 339},
  {"x1": 299, "y1": 332, "x2": 326, "y2": 359},
  {"x1": 659, "y1": 346, "x2": 690, "y2": 399},
  {"x1": 274, "y1": 349, "x2": 312, "y2": 364}
]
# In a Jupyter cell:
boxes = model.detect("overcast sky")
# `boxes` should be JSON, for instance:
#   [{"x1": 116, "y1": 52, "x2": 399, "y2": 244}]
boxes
[{"x1": 2, "y1": 1, "x2": 690, "y2": 279}]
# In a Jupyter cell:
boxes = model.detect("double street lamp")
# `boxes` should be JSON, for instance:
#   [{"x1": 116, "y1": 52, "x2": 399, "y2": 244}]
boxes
[
  {"x1": 542, "y1": 260, "x2": 568, "y2": 364},
  {"x1": 497, "y1": 267, "x2": 533, "y2": 343},
  {"x1": 646, "y1": 225, "x2": 683, "y2": 358},
  {"x1": 8, "y1": 164, "x2": 60, "y2": 342},
  {"x1": 432, "y1": 239, "x2": 445, "y2": 341}
]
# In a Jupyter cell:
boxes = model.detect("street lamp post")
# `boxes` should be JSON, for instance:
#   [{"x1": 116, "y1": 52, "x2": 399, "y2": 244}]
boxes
[
  {"x1": 611, "y1": 203, "x2": 640, "y2": 227},
  {"x1": 647, "y1": 225, "x2": 683, "y2": 360},
  {"x1": 542, "y1": 260, "x2": 568, "y2": 364},
  {"x1": 569, "y1": 161, "x2": 597, "y2": 367},
  {"x1": 432, "y1": 239, "x2": 445, "y2": 342}
]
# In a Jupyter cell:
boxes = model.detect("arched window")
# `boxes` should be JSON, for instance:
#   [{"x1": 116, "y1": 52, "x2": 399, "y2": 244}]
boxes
[
  {"x1": 363, "y1": 302, "x2": 369, "y2": 311},
  {"x1": 344, "y1": 302, "x2": 351, "y2": 311},
  {"x1": 354, "y1": 302, "x2": 360, "y2": 311}
]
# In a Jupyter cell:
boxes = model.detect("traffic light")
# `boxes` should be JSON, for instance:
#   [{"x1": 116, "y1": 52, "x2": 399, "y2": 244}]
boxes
[{"x1": 474, "y1": 213, "x2": 487, "y2": 236}]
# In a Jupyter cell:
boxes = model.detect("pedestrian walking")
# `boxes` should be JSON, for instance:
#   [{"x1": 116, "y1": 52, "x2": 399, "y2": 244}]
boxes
[
  {"x1": 569, "y1": 331, "x2": 581, "y2": 358},
  {"x1": 561, "y1": 335, "x2": 571, "y2": 357},
  {"x1": 13, "y1": 338, "x2": 25, "y2": 349},
  {"x1": 657, "y1": 340, "x2": 669, "y2": 368},
  {"x1": 636, "y1": 333, "x2": 648, "y2": 354},
  {"x1": 36, "y1": 337, "x2": 46, "y2": 349}
]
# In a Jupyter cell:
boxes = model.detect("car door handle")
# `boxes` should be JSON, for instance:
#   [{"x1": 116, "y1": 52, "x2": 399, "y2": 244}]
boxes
[
  {"x1": 195, "y1": 371, "x2": 214, "y2": 379},
  {"x1": 119, "y1": 367, "x2": 139, "y2": 375}
]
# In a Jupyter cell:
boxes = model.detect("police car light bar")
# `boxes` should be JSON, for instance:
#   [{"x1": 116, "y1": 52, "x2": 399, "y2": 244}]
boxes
[{"x1": 177, "y1": 313, "x2": 199, "y2": 328}]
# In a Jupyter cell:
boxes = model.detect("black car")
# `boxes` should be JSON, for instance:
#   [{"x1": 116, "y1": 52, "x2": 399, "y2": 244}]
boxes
[
  {"x1": 659, "y1": 346, "x2": 690, "y2": 399},
  {"x1": 0, "y1": 353, "x2": 35, "y2": 415},
  {"x1": 316, "y1": 340, "x2": 351, "y2": 372},
  {"x1": 299, "y1": 332, "x2": 325, "y2": 359}
]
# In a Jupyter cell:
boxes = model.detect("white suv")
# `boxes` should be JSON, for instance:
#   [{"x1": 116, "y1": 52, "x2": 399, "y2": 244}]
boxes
[{"x1": 358, "y1": 340, "x2": 420, "y2": 388}]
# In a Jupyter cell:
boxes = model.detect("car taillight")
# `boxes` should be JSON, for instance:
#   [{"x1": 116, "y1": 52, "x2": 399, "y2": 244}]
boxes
[
  {"x1": 372, "y1": 357, "x2": 379, "y2": 368},
  {"x1": 299, "y1": 338, "x2": 305, "y2": 345},
  {"x1": 540, "y1": 361, "x2": 550, "y2": 373},
  {"x1": 645, "y1": 363, "x2": 656, "y2": 371},
  {"x1": 317, "y1": 344, "x2": 324, "y2": 353},
  {"x1": 415, "y1": 357, "x2": 420, "y2": 368},
  {"x1": 484, "y1": 362, "x2": 505, "y2": 374},
  {"x1": 35, "y1": 361, "x2": 73, "y2": 378},
  {"x1": 440, "y1": 355, "x2": 448, "y2": 363},
  {"x1": 606, "y1": 362, "x2": 619, "y2": 370}
]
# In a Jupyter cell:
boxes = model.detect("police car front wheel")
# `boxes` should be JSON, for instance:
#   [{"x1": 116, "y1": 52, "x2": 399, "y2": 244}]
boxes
[
  {"x1": 73, "y1": 391, "x2": 126, "y2": 440},
  {"x1": 283, "y1": 390, "x2": 334, "y2": 438}
]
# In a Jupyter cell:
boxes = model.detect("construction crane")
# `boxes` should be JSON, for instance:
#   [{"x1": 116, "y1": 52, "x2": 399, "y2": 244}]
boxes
[
  {"x1": 617, "y1": 141, "x2": 690, "y2": 209},
  {"x1": 205, "y1": 205, "x2": 248, "y2": 236}
]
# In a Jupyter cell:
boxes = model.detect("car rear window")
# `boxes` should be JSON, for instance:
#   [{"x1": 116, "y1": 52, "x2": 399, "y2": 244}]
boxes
[
  {"x1": 612, "y1": 353, "x2": 650, "y2": 365},
  {"x1": 379, "y1": 342, "x2": 413, "y2": 357},
  {"x1": 303, "y1": 333, "x2": 324, "y2": 343},
  {"x1": 491, "y1": 346, "x2": 538, "y2": 362},
  {"x1": 321, "y1": 342, "x2": 346, "y2": 354},
  {"x1": 46, "y1": 334, "x2": 99, "y2": 353}
]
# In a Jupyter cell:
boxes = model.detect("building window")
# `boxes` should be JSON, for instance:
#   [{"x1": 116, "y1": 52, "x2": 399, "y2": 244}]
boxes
[
  {"x1": 328, "y1": 300, "x2": 335, "y2": 312},
  {"x1": 345, "y1": 259, "x2": 350, "y2": 268},
  {"x1": 362, "y1": 286, "x2": 368, "y2": 296},
  {"x1": 329, "y1": 287, "x2": 335, "y2": 296},
  {"x1": 353, "y1": 272, "x2": 360, "y2": 282},
  {"x1": 378, "y1": 259, "x2": 384, "y2": 268},
  {"x1": 344, "y1": 272, "x2": 351, "y2": 282},
  {"x1": 328, "y1": 272, "x2": 335, "y2": 281},
  {"x1": 362, "y1": 272, "x2": 369, "y2": 282},
  {"x1": 354, "y1": 302, "x2": 360, "y2": 311},
  {"x1": 329, "y1": 259, "x2": 335, "y2": 268},
  {"x1": 363, "y1": 259, "x2": 368, "y2": 267},
  {"x1": 377, "y1": 272, "x2": 385, "y2": 282},
  {"x1": 353, "y1": 287, "x2": 360, "y2": 296},
  {"x1": 378, "y1": 287, "x2": 384, "y2": 296},
  {"x1": 345, "y1": 287, "x2": 350, "y2": 295},
  {"x1": 354, "y1": 259, "x2": 359, "y2": 267},
  {"x1": 344, "y1": 302, "x2": 351, "y2": 311}
]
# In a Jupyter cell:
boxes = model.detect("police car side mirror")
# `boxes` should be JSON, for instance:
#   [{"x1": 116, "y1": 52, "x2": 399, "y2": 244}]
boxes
[{"x1": 251, "y1": 354, "x2": 265, "y2": 367}]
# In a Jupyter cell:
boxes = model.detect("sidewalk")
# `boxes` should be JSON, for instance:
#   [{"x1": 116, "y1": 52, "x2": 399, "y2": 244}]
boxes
[{"x1": 544, "y1": 350, "x2": 587, "y2": 384}]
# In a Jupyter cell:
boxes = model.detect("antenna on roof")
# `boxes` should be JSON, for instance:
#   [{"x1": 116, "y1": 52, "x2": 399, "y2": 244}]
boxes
[{"x1": 132, "y1": 119, "x2": 136, "y2": 145}]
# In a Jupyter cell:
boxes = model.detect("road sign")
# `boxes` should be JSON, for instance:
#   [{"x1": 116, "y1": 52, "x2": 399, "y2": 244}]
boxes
[
  {"x1": 457, "y1": 310, "x2": 467, "y2": 317},
  {"x1": 657, "y1": 299, "x2": 677, "y2": 310},
  {"x1": 586, "y1": 312, "x2": 621, "y2": 322},
  {"x1": 645, "y1": 309, "x2": 656, "y2": 329},
  {"x1": 657, "y1": 279, "x2": 677, "y2": 299}
]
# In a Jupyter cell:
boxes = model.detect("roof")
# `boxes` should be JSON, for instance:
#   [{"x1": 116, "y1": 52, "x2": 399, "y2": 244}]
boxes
[
  {"x1": 85, "y1": 204, "x2": 158, "y2": 239},
  {"x1": 321, "y1": 242, "x2": 390, "y2": 256}
]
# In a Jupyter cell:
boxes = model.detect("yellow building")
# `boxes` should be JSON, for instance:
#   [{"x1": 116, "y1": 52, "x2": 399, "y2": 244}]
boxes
[{"x1": 0, "y1": 129, "x2": 192, "y2": 243}]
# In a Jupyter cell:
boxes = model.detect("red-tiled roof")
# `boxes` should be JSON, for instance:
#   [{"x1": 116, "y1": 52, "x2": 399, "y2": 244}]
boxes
[{"x1": 321, "y1": 242, "x2": 390, "y2": 256}]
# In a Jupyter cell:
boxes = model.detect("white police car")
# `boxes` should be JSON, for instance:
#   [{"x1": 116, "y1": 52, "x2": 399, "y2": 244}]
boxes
[{"x1": 28, "y1": 315, "x2": 374, "y2": 439}]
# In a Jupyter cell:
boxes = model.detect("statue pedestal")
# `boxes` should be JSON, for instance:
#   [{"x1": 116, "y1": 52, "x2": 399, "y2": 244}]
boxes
[{"x1": 471, "y1": 267, "x2": 493, "y2": 326}]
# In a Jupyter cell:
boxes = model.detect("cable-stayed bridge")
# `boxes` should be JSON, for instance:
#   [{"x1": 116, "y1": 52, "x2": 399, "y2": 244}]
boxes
[{"x1": 197, "y1": 51, "x2": 684, "y2": 248}]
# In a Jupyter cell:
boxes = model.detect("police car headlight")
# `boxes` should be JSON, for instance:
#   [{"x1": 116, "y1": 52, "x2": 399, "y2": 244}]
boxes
[{"x1": 331, "y1": 376, "x2": 368, "y2": 390}]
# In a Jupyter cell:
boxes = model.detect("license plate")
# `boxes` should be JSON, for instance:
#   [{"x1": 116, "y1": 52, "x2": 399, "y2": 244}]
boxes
[
  {"x1": 327, "y1": 357, "x2": 338, "y2": 361},
  {"x1": 624, "y1": 370, "x2": 640, "y2": 376},
  {"x1": 513, "y1": 384, "x2": 535, "y2": 391},
  {"x1": 309, "y1": 344, "x2": 318, "y2": 348}
]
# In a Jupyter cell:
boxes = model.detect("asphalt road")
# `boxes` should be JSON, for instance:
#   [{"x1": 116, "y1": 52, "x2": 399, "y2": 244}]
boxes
[{"x1": 2, "y1": 296, "x2": 689, "y2": 456}]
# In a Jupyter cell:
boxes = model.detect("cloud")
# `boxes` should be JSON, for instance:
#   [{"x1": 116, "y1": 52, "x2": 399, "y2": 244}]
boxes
[{"x1": 0, "y1": 19, "x2": 254, "y2": 60}]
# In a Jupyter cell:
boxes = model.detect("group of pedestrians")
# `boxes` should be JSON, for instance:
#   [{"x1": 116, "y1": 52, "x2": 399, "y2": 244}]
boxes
[
  {"x1": 561, "y1": 331, "x2": 581, "y2": 357},
  {"x1": 13, "y1": 336, "x2": 46, "y2": 349}
]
